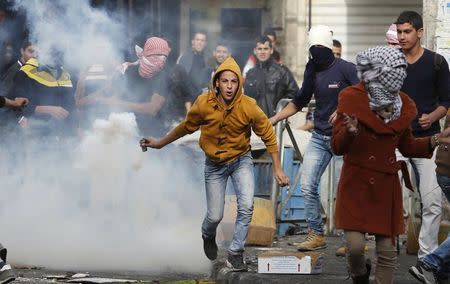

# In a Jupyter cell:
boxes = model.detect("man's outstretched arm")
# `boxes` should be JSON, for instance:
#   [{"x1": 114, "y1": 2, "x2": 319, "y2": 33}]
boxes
[{"x1": 140, "y1": 125, "x2": 190, "y2": 150}]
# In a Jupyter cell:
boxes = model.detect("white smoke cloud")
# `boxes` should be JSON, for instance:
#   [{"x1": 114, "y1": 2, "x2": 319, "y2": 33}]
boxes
[
  {"x1": 0, "y1": 111, "x2": 209, "y2": 273},
  {"x1": 11, "y1": 0, "x2": 126, "y2": 70},
  {"x1": 0, "y1": 0, "x2": 212, "y2": 274}
]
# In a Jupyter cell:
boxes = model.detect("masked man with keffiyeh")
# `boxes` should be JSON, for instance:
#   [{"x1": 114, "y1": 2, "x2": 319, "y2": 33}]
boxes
[
  {"x1": 331, "y1": 46, "x2": 446, "y2": 284},
  {"x1": 98, "y1": 37, "x2": 197, "y2": 136}
]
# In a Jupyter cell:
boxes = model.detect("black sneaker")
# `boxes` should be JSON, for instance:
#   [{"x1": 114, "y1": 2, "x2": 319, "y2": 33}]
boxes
[
  {"x1": 226, "y1": 253, "x2": 247, "y2": 272},
  {"x1": 349, "y1": 258, "x2": 371, "y2": 284},
  {"x1": 202, "y1": 235, "x2": 218, "y2": 260},
  {"x1": 409, "y1": 262, "x2": 438, "y2": 284},
  {"x1": 0, "y1": 262, "x2": 15, "y2": 284}
]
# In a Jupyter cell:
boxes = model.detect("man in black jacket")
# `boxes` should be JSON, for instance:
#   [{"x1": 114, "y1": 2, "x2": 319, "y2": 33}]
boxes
[
  {"x1": 1, "y1": 40, "x2": 37, "y2": 97},
  {"x1": 244, "y1": 35, "x2": 298, "y2": 117},
  {"x1": 13, "y1": 47, "x2": 77, "y2": 138},
  {"x1": 0, "y1": 41, "x2": 36, "y2": 133},
  {"x1": 177, "y1": 31, "x2": 207, "y2": 92}
]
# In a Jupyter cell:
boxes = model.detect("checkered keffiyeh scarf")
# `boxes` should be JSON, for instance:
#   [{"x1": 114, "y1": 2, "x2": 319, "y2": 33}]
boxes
[
  {"x1": 356, "y1": 46, "x2": 407, "y2": 122},
  {"x1": 138, "y1": 37, "x2": 170, "y2": 78},
  {"x1": 120, "y1": 37, "x2": 170, "y2": 78}
]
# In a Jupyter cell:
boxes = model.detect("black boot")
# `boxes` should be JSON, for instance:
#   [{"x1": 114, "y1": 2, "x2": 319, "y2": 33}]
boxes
[
  {"x1": 202, "y1": 235, "x2": 218, "y2": 260},
  {"x1": 352, "y1": 258, "x2": 371, "y2": 284}
]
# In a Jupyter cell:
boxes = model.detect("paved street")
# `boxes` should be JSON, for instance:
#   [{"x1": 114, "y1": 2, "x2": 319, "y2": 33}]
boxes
[
  {"x1": 12, "y1": 235, "x2": 421, "y2": 283},
  {"x1": 213, "y1": 235, "x2": 420, "y2": 284}
]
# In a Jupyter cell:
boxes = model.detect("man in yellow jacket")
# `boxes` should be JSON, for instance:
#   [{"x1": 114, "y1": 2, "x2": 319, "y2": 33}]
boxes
[{"x1": 140, "y1": 57, "x2": 289, "y2": 271}]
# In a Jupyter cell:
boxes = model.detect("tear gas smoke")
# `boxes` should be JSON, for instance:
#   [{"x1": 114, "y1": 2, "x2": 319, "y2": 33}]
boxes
[
  {"x1": 0, "y1": 0, "x2": 211, "y2": 273},
  {"x1": 0, "y1": 112, "x2": 209, "y2": 272},
  {"x1": 11, "y1": 0, "x2": 125, "y2": 70}
]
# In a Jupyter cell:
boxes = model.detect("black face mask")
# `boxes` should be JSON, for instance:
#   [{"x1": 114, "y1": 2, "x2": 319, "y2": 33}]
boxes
[{"x1": 309, "y1": 46, "x2": 335, "y2": 70}]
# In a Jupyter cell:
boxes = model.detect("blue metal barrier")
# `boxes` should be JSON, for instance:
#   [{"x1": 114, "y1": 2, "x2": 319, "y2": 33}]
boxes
[{"x1": 277, "y1": 147, "x2": 307, "y2": 235}]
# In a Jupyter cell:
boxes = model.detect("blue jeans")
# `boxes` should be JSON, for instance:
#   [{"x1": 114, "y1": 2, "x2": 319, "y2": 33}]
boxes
[
  {"x1": 420, "y1": 174, "x2": 450, "y2": 279},
  {"x1": 202, "y1": 152, "x2": 254, "y2": 254},
  {"x1": 437, "y1": 174, "x2": 450, "y2": 203},
  {"x1": 301, "y1": 131, "x2": 337, "y2": 235},
  {"x1": 421, "y1": 236, "x2": 450, "y2": 279}
]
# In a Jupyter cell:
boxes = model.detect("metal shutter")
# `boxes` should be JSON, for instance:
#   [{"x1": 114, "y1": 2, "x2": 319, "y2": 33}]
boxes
[{"x1": 311, "y1": 0, "x2": 422, "y2": 63}]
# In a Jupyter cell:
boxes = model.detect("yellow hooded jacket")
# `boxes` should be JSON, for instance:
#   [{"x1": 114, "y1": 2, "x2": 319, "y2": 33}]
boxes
[{"x1": 173, "y1": 57, "x2": 278, "y2": 164}]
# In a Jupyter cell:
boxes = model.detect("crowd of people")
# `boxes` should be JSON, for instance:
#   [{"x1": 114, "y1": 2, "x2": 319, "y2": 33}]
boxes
[
  {"x1": 143, "y1": 10, "x2": 450, "y2": 284},
  {"x1": 0, "y1": 5, "x2": 448, "y2": 284}
]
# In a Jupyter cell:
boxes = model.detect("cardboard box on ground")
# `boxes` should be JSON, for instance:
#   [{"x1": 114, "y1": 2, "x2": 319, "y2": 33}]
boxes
[
  {"x1": 217, "y1": 196, "x2": 276, "y2": 247},
  {"x1": 217, "y1": 196, "x2": 324, "y2": 275},
  {"x1": 257, "y1": 251, "x2": 324, "y2": 274}
]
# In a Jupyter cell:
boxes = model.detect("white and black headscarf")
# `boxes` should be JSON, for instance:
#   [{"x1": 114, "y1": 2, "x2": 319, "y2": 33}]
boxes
[{"x1": 356, "y1": 46, "x2": 407, "y2": 122}]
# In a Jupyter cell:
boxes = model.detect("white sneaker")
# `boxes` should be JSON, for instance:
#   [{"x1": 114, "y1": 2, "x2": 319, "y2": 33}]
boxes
[
  {"x1": 0, "y1": 263, "x2": 15, "y2": 284},
  {"x1": 409, "y1": 263, "x2": 437, "y2": 284}
]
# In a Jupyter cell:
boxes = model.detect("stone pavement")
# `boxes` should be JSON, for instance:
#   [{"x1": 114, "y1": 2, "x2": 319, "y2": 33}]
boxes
[
  {"x1": 11, "y1": 234, "x2": 421, "y2": 283},
  {"x1": 212, "y1": 234, "x2": 420, "y2": 284}
]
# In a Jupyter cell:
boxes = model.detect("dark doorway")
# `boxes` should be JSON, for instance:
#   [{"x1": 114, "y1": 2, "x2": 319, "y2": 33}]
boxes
[
  {"x1": 125, "y1": 0, "x2": 181, "y2": 65},
  {"x1": 220, "y1": 8, "x2": 261, "y2": 69}
]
